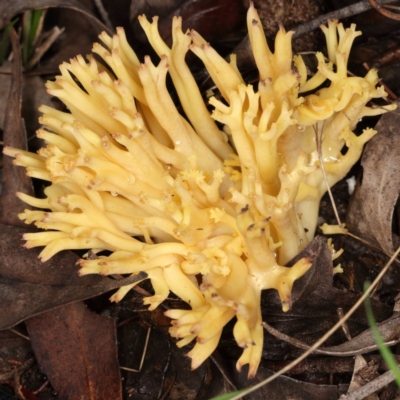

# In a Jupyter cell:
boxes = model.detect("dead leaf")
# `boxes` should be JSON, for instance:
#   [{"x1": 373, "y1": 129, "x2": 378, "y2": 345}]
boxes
[
  {"x1": 27, "y1": 301, "x2": 122, "y2": 400},
  {"x1": 261, "y1": 354, "x2": 400, "y2": 376},
  {"x1": 0, "y1": 28, "x2": 33, "y2": 227},
  {"x1": 258, "y1": 235, "x2": 333, "y2": 317},
  {"x1": 321, "y1": 312, "x2": 400, "y2": 355},
  {"x1": 229, "y1": 362, "x2": 342, "y2": 400},
  {"x1": 288, "y1": 235, "x2": 333, "y2": 304},
  {"x1": 0, "y1": 0, "x2": 110, "y2": 33},
  {"x1": 260, "y1": 283, "x2": 393, "y2": 361},
  {"x1": 0, "y1": 64, "x2": 12, "y2": 131},
  {"x1": 118, "y1": 323, "x2": 209, "y2": 399},
  {"x1": 0, "y1": 223, "x2": 147, "y2": 329},
  {"x1": 0, "y1": 331, "x2": 32, "y2": 383},
  {"x1": 0, "y1": 73, "x2": 52, "y2": 161},
  {"x1": 347, "y1": 103, "x2": 400, "y2": 254},
  {"x1": 347, "y1": 355, "x2": 379, "y2": 398},
  {"x1": 129, "y1": 0, "x2": 185, "y2": 22},
  {"x1": 129, "y1": 0, "x2": 191, "y2": 49},
  {"x1": 21, "y1": 76, "x2": 54, "y2": 136},
  {"x1": 156, "y1": 0, "x2": 246, "y2": 45},
  {"x1": 130, "y1": 0, "x2": 245, "y2": 63},
  {"x1": 263, "y1": 311, "x2": 400, "y2": 358}
]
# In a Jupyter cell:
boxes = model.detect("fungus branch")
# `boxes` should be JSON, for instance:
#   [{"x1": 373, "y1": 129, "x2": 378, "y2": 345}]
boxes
[{"x1": 3, "y1": 3, "x2": 395, "y2": 378}]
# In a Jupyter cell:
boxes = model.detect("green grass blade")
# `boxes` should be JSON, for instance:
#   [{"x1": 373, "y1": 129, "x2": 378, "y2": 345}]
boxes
[
  {"x1": 22, "y1": 9, "x2": 43, "y2": 65},
  {"x1": 209, "y1": 389, "x2": 247, "y2": 400},
  {"x1": 364, "y1": 281, "x2": 400, "y2": 387},
  {"x1": 29, "y1": 10, "x2": 43, "y2": 48},
  {"x1": 22, "y1": 11, "x2": 32, "y2": 65}
]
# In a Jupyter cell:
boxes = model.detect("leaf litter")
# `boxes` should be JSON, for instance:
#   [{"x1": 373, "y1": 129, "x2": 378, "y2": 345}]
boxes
[
  {"x1": 347, "y1": 102, "x2": 400, "y2": 255},
  {"x1": 2, "y1": 0, "x2": 400, "y2": 399},
  {"x1": 27, "y1": 302, "x2": 122, "y2": 400},
  {"x1": 0, "y1": 223, "x2": 148, "y2": 329}
]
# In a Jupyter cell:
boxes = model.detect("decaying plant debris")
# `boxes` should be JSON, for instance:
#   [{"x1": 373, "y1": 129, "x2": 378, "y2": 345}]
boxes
[{"x1": 2, "y1": 0, "x2": 400, "y2": 399}]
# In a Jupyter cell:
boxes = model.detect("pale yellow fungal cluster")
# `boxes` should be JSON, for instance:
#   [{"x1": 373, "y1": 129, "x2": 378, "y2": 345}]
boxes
[{"x1": 4, "y1": 4, "x2": 394, "y2": 377}]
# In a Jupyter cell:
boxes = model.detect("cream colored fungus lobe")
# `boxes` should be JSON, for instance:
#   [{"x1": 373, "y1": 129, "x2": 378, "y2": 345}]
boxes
[{"x1": 4, "y1": 3, "x2": 395, "y2": 378}]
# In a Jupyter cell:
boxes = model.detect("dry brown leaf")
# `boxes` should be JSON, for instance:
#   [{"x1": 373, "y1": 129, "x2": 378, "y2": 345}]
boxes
[
  {"x1": 0, "y1": 0, "x2": 110, "y2": 32},
  {"x1": 156, "y1": 0, "x2": 245, "y2": 45},
  {"x1": 347, "y1": 104, "x2": 400, "y2": 254},
  {"x1": 0, "y1": 331, "x2": 32, "y2": 384},
  {"x1": 229, "y1": 363, "x2": 342, "y2": 400},
  {"x1": 0, "y1": 63, "x2": 12, "y2": 132},
  {"x1": 119, "y1": 324, "x2": 211, "y2": 399},
  {"x1": 261, "y1": 278, "x2": 393, "y2": 361},
  {"x1": 287, "y1": 235, "x2": 333, "y2": 303},
  {"x1": 129, "y1": 0, "x2": 185, "y2": 22},
  {"x1": 0, "y1": 223, "x2": 147, "y2": 329},
  {"x1": 263, "y1": 311, "x2": 400, "y2": 357},
  {"x1": 21, "y1": 76, "x2": 54, "y2": 135},
  {"x1": 321, "y1": 312, "x2": 400, "y2": 355},
  {"x1": 0, "y1": 29, "x2": 33, "y2": 227},
  {"x1": 27, "y1": 301, "x2": 122, "y2": 400},
  {"x1": 347, "y1": 355, "x2": 379, "y2": 397}
]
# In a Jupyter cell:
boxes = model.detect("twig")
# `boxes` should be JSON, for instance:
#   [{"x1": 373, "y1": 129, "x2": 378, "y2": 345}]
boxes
[
  {"x1": 368, "y1": 0, "x2": 400, "y2": 21},
  {"x1": 119, "y1": 327, "x2": 151, "y2": 373},
  {"x1": 9, "y1": 328, "x2": 30, "y2": 341},
  {"x1": 293, "y1": 0, "x2": 398, "y2": 38},
  {"x1": 13, "y1": 367, "x2": 25, "y2": 399},
  {"x1": 339, "y1": 369, "x2": 399, "y2": 400},
  {"x1": 210, "y1": 355, "x2": 238, "y2": 391},
  {"x1": 338, "y1": 307, "x2": 353, "y2": 341},
  {"x1": 32, "y1": 380, "x2": 50, "y2": 395},
  {"x1": 313, "y1": 124, "x2": 344, "y2": 230},
  {"x1": 0, "y1": 359, "x2": 33, "y2": 383},
  {"x1": 157, "y1": 340, "x2": 172, "y2": 400},
  {"x1": 263, "y1": 355, "x2": 400, "y2": 375},
  {"x1": 159, "y1": 370, "x2": 175, "y2": 400},
  {"x1": 25, "y1": 26, "x2": 65, "y2": 70},
  {"x1": 262, "y1": 320, "x2": 399, "y2": 357},
  {"x1": 92, "y1": 0, "x2": 114, "y2": 31}
]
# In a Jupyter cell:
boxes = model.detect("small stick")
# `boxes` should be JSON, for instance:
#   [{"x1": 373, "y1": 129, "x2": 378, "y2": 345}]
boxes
[
  {"x1": 293, "y1": 0, "x2": 398, "y2": 38},
  {"x1": 92, "y1": 0, "x2": 114, "y2": 31},
  {"x1": 337, "y1": 307, "x2": 353, "y2": 341},
  {"x1": 340, "y1": 369, "x2": 399, "y2": 400},
  {"x1": 368, "y1": 0, "x2": 400, "y2": 21},
  {"x1": 25, "y1": 26, "x2": 65, "y2": 69},
  {"x1": 262, "y1": 320, "x2": 399, "y2": 357},
  {"x1": 9, "y1": 328, "x2": 30, "y2": 341},
  {"x1": 119, "y1": 327, "x2": 151, "y2": 373}
]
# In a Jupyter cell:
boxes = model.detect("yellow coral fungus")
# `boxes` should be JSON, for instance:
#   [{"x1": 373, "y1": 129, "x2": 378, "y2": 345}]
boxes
[{"x1": 3, "y1": 3, "x2": 395, "y2": 378}]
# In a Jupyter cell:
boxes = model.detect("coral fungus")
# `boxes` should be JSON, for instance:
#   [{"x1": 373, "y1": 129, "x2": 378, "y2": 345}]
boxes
[{"x1": 4, "y1": 4, "x2": 395, "y2": 377}]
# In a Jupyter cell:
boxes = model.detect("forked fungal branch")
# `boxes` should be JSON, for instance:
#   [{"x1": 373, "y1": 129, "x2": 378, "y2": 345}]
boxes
[{"x1": 4, "y1": 3, "x2": 395, "y2": 378}]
